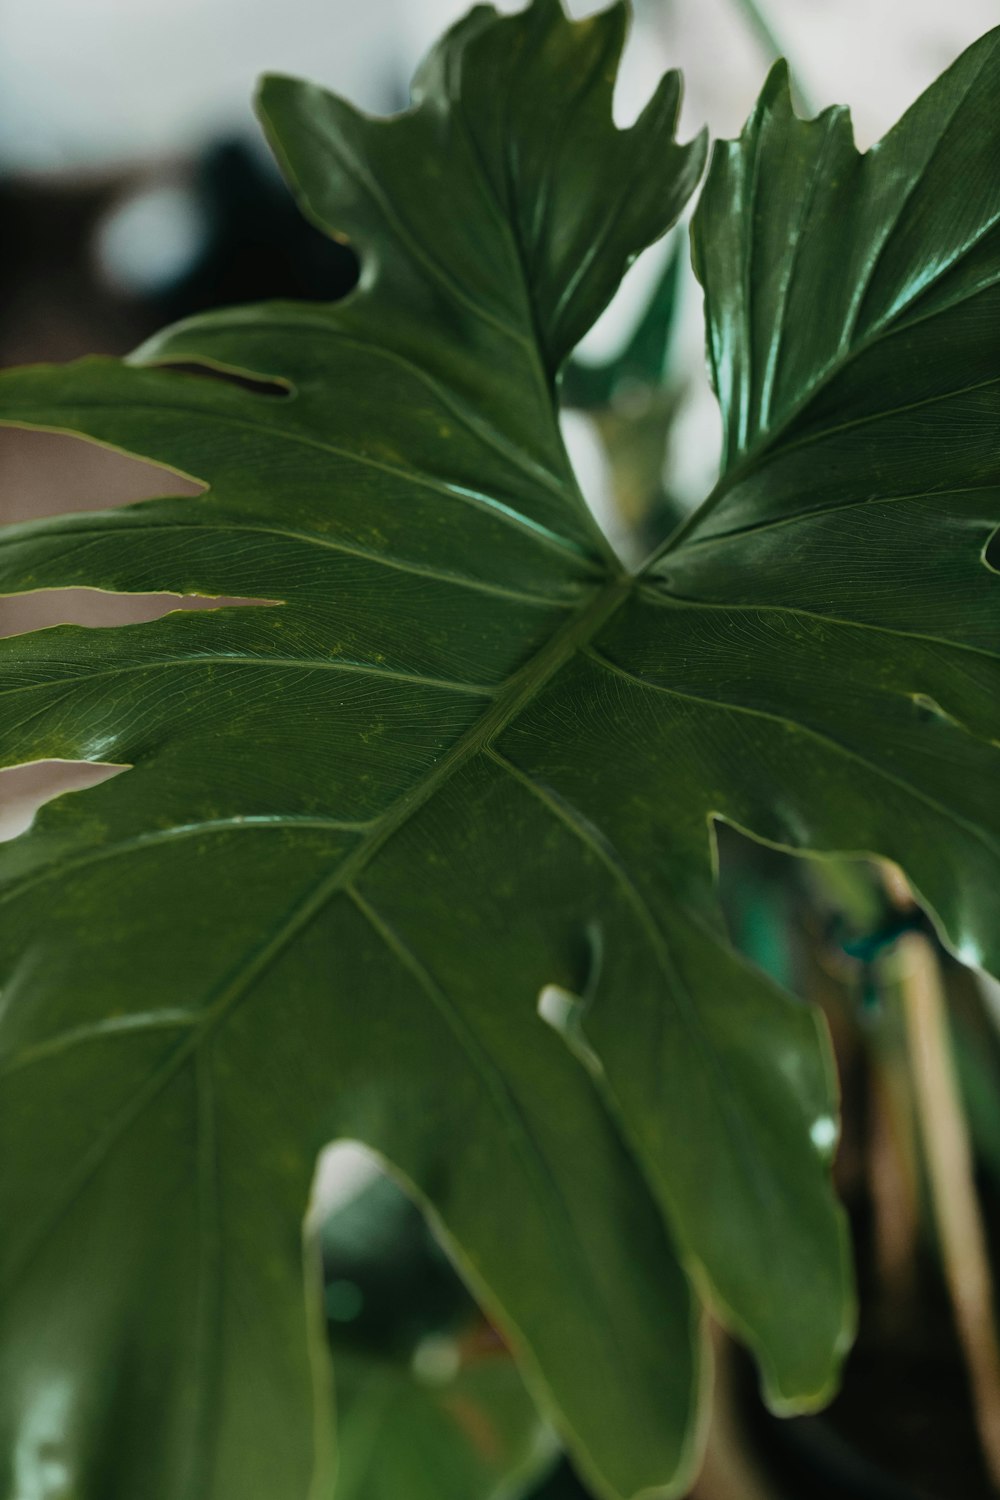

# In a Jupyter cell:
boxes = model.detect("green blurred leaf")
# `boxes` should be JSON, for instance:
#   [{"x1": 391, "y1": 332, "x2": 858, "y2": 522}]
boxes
[
  {"x1": 560, "y1": 238, "x2": 684, "y2": 412},
  {"x1": 322, "y1": 1175, "x2": 553, "y2": 1500},
  {"x1": 0, "y1": 4, "x2": 998, "y2": 1499},
  {"x1": 320, "y1": 1171, "x2": 474, "y2": 1356},
  {"x1": 332, "y1": 1348, "x2": 551, "y2": 1500},
  {"x1": 562, "y1": 241, "x2": 688, "y2": 548}
]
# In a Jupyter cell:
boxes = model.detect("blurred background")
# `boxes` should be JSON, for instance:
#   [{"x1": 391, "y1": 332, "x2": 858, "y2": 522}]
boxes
[{"x1": 2, "y1": 1, "x2": 999, "y2": 1497}]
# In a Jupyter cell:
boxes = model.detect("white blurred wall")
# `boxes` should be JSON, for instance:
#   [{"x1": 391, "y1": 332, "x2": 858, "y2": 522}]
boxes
[{"x1": 0, "y1": 0, "x2": 995, "y2": 172}]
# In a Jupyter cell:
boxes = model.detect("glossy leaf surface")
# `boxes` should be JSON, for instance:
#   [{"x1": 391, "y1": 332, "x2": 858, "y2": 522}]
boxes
[
  {"x1": 0, "y1": 4, "x2": 997, "y2": 1498},
  {"x1": 661, "y1": 31, "x2": 1000, "y2": 972}
]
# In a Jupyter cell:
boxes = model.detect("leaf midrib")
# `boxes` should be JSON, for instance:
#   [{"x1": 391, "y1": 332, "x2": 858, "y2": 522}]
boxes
[
  {"x1": 1, "y1": 571, "x2": 634, "y2": 1291},
  {"x1": 0, "y1": 515, "x2": 583, "y2": 605},
  {"x1": 661, "y1": 207, "x2": 1000, "y2": 562},
  {"x1": 0, "y1": 653, "x2": 499, "y2": 702},
  {"x1": 637, "y1": 582, "x2": 1000, "y2": 662},
  {"x1": 487, "y1": 745, "x2": 798, "y2": 1230},
  {"x1": 26, "y1": 398, "x2": 586, "y2": 562},
  {"x1": 345, "y1": 883, "x2": 641, "y2": 1408},
  {"x1": 259, "y1": 69, "x2": 620, "y2": 575},
  {"x1": 584, "y1": 647, "x2": 1000, "y2": 860}
]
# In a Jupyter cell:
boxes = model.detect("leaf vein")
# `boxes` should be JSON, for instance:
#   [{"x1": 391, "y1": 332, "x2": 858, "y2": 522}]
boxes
[{"x1": 583, "y1": 648, "x2": 1000, "y2": 859}]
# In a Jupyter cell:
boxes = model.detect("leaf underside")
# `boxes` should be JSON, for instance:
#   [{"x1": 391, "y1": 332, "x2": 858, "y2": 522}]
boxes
[{"x1": 0, "y1": 3, "x2": 997, "y2": 1498}]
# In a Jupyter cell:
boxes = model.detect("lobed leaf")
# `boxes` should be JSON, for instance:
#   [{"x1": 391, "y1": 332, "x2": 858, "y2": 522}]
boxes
[
  {"x1": 0, "y1": 3, "x2": 997, "y2": 1498},
  {"x1": 659, "y1": 27, "x2": 1000, "y2": 974}
]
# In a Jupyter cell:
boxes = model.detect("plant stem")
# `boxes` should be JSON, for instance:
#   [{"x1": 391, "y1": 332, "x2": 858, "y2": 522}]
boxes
[
  {"x1": 898, "y1": 930, "x2": 1000, "y2": 1489},
  {"x1": 867, "y1": 1050, "x2": 920, "y2": 1325},
  {"x1": 690, "y1": 1325, "x2": 774, "y2": 1500}
]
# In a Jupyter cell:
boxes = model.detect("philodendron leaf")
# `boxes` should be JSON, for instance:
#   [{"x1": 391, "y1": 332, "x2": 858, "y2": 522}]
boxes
[
  {"x1": 0, "y1": 3, "x2": 997, "y2": 1499},
  {"x1": 660, "y1": 31, "x2": 1000, "y2": 967},
  {"x1": 0, "y1": 8, "x2": 710, "y2": 1500}
]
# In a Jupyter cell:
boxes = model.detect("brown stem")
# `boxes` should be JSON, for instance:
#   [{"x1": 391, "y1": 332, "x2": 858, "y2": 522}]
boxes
[{"x1": 898, "y1": 930, "x2": 1000, "y2": 1489}]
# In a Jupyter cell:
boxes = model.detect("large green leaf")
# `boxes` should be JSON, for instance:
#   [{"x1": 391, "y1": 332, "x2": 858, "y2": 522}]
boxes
[{"x1": 0, "y1": 2, "x2": 997, "y2": 1497}]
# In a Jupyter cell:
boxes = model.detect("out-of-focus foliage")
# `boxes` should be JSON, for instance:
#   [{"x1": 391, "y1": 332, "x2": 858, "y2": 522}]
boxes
[{"x1": 323, "y1": 1176, "x2": 553, "y2": 1500}]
